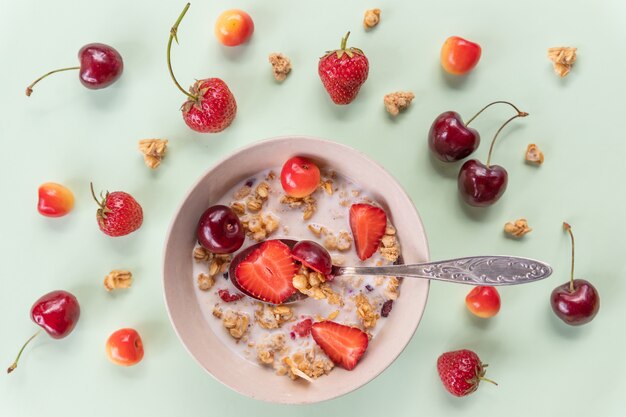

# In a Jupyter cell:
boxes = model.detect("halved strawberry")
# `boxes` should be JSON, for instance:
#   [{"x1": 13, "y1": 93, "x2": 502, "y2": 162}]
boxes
[
  {"x1": 349, "y1": 203, "x2": 387, "y2": 260},
  {"x1": 234, "y1": 240, "x2": 297, "y2": 304},
  {"x1": 311, "y1": 321, "x2": 369, "y2": 370}
]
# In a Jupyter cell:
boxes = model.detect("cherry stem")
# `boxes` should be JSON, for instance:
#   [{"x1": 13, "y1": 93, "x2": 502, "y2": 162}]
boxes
[
  {"x1": 340, "y1": 31, "x2": 350, "y2": 50},
  {"x1": 7, "y1": 331, "x2": 40, "y2": 374},
  {"x1": 25, "y1": 66, "x2": 81, "y2": 97},
  {"x1": 465, "y1": 101, "x2": 525, "y2": 126},
  {"x1": 167, "y1": 2, "x2": 196, "y2": 101},
  {"x1": 563, "y1": 222, "x2": 575, "y2": 292},
  {"x1": 485, "y1": 111, "x2": 529, "y2": 167}
]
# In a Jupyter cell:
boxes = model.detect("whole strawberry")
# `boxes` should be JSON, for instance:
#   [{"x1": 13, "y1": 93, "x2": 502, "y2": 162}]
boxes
[
  {"x1": 182, "y1": 78, "x2": 237, "y2": 133},
  {"x1": 167, "y1": 4, "x2": 237, "y2": 133},
  {"x1": 437, "y1": 349, "x2": 497, "y2": 397},
  {"x1": 90, "y1": 183, "x2": 143, "y2": 237},
  {"x1": 319, "y1": 32, "x2": 369, "y2": 105}
]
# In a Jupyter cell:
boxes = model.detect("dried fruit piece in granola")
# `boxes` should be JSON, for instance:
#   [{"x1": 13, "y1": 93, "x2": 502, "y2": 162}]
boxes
[
  {"x1": 525, "y1": 144, "x2": 544, "y2": 165},
  {"x1": 268, "y1": 53, "x2": 292, "y2": 82},
  {"x1": 363, "y1": 8, "x2": 381, "y2": 29},
  {"x1": 384, "y1": 91, "x2": 415, "y2": 116},
  {"x1": 138, "y1": 139, "x2": 168, "y2": 169},
  {"x1": 504, "y1": 218, "x2": 532, "y2": 238},
  {"x1": 381, "y1": 300, "x2": 394, "y2": 317},
  {"x1": 547, "y1": 47, "x2": 577, "y2": 77}
]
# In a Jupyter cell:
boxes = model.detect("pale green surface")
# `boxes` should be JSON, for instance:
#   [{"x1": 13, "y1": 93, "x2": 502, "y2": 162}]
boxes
[{"x1": 1, "y1": 0, "x2": 625, "y2": 415}]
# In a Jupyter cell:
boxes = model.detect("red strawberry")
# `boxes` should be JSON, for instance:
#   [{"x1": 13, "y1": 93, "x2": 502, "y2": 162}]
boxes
[
  {"x1": 291, "y1": 318, "x2": 313, "y2": 338},
  {"x1": 318, "y1": 32, "x2": 369, "y2": 105},
  {"x1": 90, "y1": 183, "x2": 143, "y2": 237},
  {"x1": 349, "y1": 203, "x2": 387, "y2": 260},
  {"x1": 234, "y1": 240, "x2": 297, "y2": 304},
  {"x1": 310, "y1": 321, "x2": 368, "y2": 370},
  {"x1": 182, "y1": 78, "x2": 237, "y2": 133},
  {"x1": 437, "y1": 349, "x2": 497, "y2": 397},
  {"x1": 217, "y1": 289, "x2": 244, "y2": 303}
]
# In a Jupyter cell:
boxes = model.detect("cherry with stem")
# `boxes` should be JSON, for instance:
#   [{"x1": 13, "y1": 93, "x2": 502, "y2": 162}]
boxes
[
  {"x1": 429, "y1": 100, "x2": 526, "y2": 163},
  {"x1": 457, "y1": 107, "x2": 529, "y2": 207}
]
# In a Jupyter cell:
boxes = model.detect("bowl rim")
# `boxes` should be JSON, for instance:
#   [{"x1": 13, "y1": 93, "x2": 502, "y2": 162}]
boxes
[{"x1": 162, "y1": 135, "x2": 430, "y2": 403}]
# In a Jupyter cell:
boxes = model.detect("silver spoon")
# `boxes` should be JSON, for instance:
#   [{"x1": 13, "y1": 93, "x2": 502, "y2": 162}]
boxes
[{"x1": 228, "y1": 239, "x2": 553, "y2": 304}]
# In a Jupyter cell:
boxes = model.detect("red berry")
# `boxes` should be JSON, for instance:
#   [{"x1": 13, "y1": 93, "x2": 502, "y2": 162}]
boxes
[
  {"x1": 437, "y1": 349, "x2": 496, "y2": 397},
  {"x1": 311, "y1": 321, "x2": 368, "y2": 370},
  {"x1": 291, "y1": 318, "x2": 313, "y2": 338},
  {"x1": 318, "y1": 32, "x2": 369, "y2": 105},
  {"x1": 349, "y1": 204, "x2": 387, "y2": 261},
  {"x1": 90, "y1": 183, "x2": 143, "y2": 237},
  {"x1": 234, "y1": 240, "x2": 297, "y2": 304},
  {"x1": 465, "y1": 286, "x2": 501, "y2": 318},
  {"x1": 105, "y1": 328, "x2": 144, "y2": 367},
  {"x1": 440, "y1": 36, "x2": 481, "y2": 75},
  {"x1": 280, "y1": 156, "x2": 321, "y2": 198},
  {"x1": 217, "y1": 289, "x2": 245, "y2": 303},
  {"x1": 37, "y1": 182, "x2": 75, "y2": 217}
]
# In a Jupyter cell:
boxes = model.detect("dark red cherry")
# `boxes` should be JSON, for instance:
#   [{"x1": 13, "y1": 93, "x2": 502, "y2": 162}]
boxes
[
  {"x1": 197, "y1": 205, "x2": 244, "y2": 254},
  {"x1": 550, "y1": 223, "x2": 600, "y2": 326},
  {"x1": 458, "y1": 160, "x2": 508, "y2": 206},
  {"x1": 292, "y1": 240, "x2": 332, "y2": 276},
  {"x1": 77, "y1": 43, "x2": 124, "y2": 89},
  {"x1": 428, "y1": 111, "x2": 480, "y2": 162},
  {"x1": 428, "y1": 101, "x2": 526, "y2": 163},
  {"x1": 457, "y1": 108, "x2": 528, "y2": 207},
  {"x1": 26, "y1": 43, "x2": 123, "y2": 96}
]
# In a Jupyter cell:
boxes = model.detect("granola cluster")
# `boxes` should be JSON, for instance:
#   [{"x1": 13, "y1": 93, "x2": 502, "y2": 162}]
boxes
[
  {"x1": 222, "y1": 310, "x2": 250, "y2": 341},
  {"x1": 282, "y1": 347, "x2": 335, "y2": 380},
  {"x1": 384, "y1": 91, "x2": 415, "y2": 116},
  {"x1": 525, "y1": 143, "x2": 544, "y2": 165},
  {"x1": 379, "y1": 224, "x2": 400, "y2": 262},
  {"x1": 103, "y1": 269, "x2": 133, "y2": 291},
  {"x1": 255, "y1": 304, "x2": 294, "y2": 329},
  {"x1": 363, "y1": 8, "x2": 381, "y2": 29},
  {"x1": 268, "y1": 53, "x2": 292, "y2": 82},
  {"x1": 193, "y1": 246, "x2": 231, "y2": 290},
  {"x1": 292, "y1": 266, "x2": 343, "y2": 306},
  {"x1": 504, "y1": 218, "x2": 532, "y2": 238},
  {"x1": 355, "y1": 293, "x2": 379, "y2": 329},
  {"x1": 547, "y1": 47, "x2": 577, "y2": 77},
  {"x1": 138, "y1": 139, "x2": 168, "y2": 169},
  {"x1": 281, "y1": 194, "x2": 317, "y2": 220}
]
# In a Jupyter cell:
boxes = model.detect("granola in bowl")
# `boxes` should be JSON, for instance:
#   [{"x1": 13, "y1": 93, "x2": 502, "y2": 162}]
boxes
[{"x1": 192, "y1": 164, "x2": 402, "y2": 381}]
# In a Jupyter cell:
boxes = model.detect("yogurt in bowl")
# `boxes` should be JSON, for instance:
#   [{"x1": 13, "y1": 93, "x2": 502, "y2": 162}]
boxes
[{"x1": 163, "y1": 136, "x2": 429, "y2": 403}]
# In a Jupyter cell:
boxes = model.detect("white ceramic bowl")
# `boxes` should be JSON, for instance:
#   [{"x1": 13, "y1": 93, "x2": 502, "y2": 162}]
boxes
[{"x1": 163, "y1": 136, "x2": 430, "y2": 404}]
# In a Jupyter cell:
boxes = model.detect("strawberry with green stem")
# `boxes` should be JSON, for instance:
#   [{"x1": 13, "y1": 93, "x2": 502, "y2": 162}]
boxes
[
  {"x1": 167, "y1": 3, "x2": 237, "y2": 133},
  {"x1": 318, "y1": 32, "x2": 369, "y2": 105},
  {"x1": 90, "y1": 183, "x2": 143, "y2": 237}
]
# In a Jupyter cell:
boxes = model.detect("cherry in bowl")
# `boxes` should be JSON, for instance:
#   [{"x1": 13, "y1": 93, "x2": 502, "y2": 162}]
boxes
[{"x1": 197, "y1": 205, "x2": 244, "y2": 254}]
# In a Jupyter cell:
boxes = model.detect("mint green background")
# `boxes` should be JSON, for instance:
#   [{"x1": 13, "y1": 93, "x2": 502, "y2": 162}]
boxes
[{"x1": 1, "y1": 0, "x2": 624, "y2": 415}]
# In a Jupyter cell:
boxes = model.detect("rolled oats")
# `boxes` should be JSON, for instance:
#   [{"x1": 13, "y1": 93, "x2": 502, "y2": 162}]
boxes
[
  {"x1": 230, "y1": 201, "x2": 246, "y2": 215},
  {"x1": 385, "y1": 276, "x2": 400, "y2": 300},
  {"x1": 355, "y1": 293, "x2": 379, "y2": 329},
  {"x1": 234, "y1": 185, "x2": 251, "y2": 200},
  {"x1": 197, "y1": 273, "x2": 215, "y2": 291}
]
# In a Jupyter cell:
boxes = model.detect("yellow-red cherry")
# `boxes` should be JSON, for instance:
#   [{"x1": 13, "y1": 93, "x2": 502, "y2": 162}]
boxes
[
  {"x1": 440, "y1": 36, "x2": 481, "y2": 75},
  {"x1": 38, "y1": 182, "x2": 75, "y2": 217},
  {"x1": 465, "y1": 286, "x2": 501, "y2": 318},
  {"x1": 215, "y1": 9, "x2": 254, "y2": 47},
  {"x1": 280, "y1": 156, "x2": 321, "y2": 198},
  {"x1": 105, "y1": 328, "x2": 144, "y2": 366}
]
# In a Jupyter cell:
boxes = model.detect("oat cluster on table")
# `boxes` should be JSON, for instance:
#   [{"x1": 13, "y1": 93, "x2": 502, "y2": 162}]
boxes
[{"x1": 548, "y1": 47, "x2": 577, "y2": 77}]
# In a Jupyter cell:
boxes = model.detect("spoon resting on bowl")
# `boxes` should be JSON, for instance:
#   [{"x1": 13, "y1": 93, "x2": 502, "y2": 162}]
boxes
[{"x1": 227, "y1": 239, "x2": 553, "y2": 305}]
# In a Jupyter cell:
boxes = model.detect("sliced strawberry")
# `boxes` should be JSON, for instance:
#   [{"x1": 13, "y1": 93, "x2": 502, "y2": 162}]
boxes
[
  {"x1": 311, "y1": 321, "x2": 369, "y2": 370},
  {"x1": 292, "y1": 318, "x2": 313, "y2": 338},
  {"x1": 234, "y1": 240, "x2": 297, "y2": 304},
  {"x1": 349, "y1": 203, "x2": 387, "y2": 260}
]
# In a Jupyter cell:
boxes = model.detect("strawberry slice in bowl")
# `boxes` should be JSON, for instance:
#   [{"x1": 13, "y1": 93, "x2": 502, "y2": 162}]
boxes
[
  {"x1": 349, "y1": 203, "x2": 387, "y2": 261},
  {"x1": 311, "y1": 321, "x2": 369, "y2": 370},
  {"x1": 233, "y1": 240, "x2": 298, "y2": 305}
]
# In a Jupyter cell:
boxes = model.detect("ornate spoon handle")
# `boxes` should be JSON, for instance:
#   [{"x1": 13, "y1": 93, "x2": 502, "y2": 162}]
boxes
[{"x1": 332, "y1": 256, "x2": 553, "y2": 286}]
